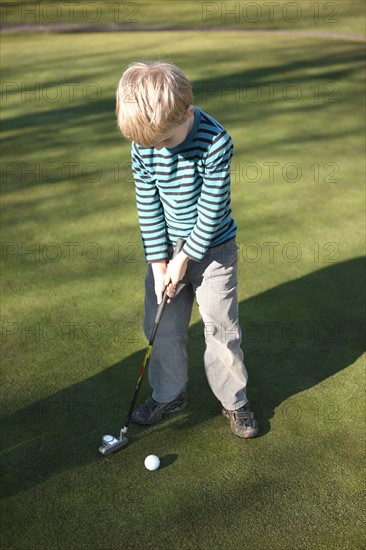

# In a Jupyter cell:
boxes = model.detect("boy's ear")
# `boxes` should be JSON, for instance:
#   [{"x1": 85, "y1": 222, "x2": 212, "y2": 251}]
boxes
[{"x1": 186, "y1": 104, "x2": 195, "y2": 117}]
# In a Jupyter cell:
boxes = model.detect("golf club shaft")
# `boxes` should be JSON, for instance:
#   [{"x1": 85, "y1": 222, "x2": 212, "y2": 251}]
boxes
[{"x1": 123, "y1": 238, "x2": 185, "y2": 431}]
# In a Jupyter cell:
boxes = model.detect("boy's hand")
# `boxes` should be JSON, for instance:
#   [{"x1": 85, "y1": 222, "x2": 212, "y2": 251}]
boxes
[
  {"x1": 151, "y1": 261, "x2": 168, "y2": 305},
  {"x1": 164, "y1": 251, "x2": 190, "y2": 292}
]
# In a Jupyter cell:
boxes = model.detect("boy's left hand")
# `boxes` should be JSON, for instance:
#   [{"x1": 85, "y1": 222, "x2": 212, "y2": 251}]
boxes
[{"x1": 164, "y1": 251, "x2": 190, "y2": 293}]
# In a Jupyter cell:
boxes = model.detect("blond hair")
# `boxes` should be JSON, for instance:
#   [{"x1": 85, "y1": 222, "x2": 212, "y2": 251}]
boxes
[{"x1": 116, "y1": 60, "x2": 193, "y2": 147}]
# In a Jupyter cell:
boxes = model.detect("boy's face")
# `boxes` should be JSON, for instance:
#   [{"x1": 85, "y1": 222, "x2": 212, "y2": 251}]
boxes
[{"x1": 152, "y1": 105, "x2": 195, "y2": 150}]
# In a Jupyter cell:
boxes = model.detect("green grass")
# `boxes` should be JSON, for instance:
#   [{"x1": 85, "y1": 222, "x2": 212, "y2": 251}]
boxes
[
  {"x1": 1, "y1": 25, "x2": 365, "y2": 550},
  {"x1": 0, "y1": 0, "x2": 365, "y2": 33}
]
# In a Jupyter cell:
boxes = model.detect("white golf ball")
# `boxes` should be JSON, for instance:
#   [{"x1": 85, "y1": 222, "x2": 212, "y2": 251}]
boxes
[{"x1": 144, "y1": 454, "x2": 160, "y2": 471}]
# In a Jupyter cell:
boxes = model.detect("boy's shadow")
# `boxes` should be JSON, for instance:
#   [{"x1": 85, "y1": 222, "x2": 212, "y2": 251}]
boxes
[{"x1": 1, "y1": 257, "x2": 364, "y2": 497}]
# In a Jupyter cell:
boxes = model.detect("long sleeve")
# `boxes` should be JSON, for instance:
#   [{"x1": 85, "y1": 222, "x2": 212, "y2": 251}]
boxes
[
  {"x1": 131, "y1": 144, "x2": 168, "y2": 262},
  {"x1": 129, "y1": 108, "x2": 237, "y2": 263},
  {"x1": 182, "y1": 132, "x2": 235, "y2": 261}
]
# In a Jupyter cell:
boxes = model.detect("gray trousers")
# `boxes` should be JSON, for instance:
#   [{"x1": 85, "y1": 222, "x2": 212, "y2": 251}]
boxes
[{"x1": 143, "y1": 238, "x2": 248, "y2": 411}]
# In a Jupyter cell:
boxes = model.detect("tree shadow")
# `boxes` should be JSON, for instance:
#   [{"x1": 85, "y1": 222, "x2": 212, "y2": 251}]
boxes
[
  {"x1": 1, "y1": 43, "x2": 363, "y2": 191},
  {"x1": 1, "y1": 257, "x2": 364, "y2": 498},
  {"x1": 238, "y1": 256, "x2": 365, "y2": 434}
]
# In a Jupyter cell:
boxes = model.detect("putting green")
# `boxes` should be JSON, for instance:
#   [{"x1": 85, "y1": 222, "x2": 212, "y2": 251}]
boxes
[{"x1": 1, "y1": 25, "x2": 365, "y2": 550}]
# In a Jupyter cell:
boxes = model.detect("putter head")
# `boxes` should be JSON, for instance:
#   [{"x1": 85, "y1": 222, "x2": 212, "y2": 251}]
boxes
[{"x1": 99, "y1": 434, "x2": 128, "y2": 455}]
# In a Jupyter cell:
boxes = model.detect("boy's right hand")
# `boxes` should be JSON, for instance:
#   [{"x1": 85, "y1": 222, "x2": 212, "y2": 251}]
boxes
[{"x1": 151, "y1": 261, "x2": 168, "y2": 305}]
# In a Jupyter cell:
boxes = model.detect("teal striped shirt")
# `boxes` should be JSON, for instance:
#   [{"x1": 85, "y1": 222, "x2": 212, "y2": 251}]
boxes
[{"x1": 131, "y1": 107, "x2": 237, "y2": 262}]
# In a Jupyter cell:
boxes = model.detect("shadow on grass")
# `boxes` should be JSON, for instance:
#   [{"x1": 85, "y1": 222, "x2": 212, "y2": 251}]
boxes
[
  {"x1": 1, "y1": 43, "x2": 364, "y2": 192},
  {"x1": 1, "y1": 257, "x2": 364, "y2": 498},
  {"x1": 159, "y1": 454, "x2": 178, "y2": 469}
]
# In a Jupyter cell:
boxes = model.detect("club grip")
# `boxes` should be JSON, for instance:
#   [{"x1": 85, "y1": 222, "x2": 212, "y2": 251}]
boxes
[
  {"x1": 172, "y1": 238, "x2": 185, "y2": 259},
  {"x1": 153, "y1": 239, "x2": 185, "y2": 327}
]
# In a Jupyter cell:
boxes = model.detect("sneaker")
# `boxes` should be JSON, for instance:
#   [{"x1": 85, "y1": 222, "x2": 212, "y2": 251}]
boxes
[
  {"x1": 222, "y1": 402, "x2": 259, "y2": 438},
  {"x1": 131, "y1": 391, "x2": 187, "y2": 425}
]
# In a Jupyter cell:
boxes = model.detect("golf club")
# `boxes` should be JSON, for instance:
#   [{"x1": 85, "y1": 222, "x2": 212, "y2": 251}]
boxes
[{"x1": 99, "y1": 238, "x2": 185, "y2": 455}]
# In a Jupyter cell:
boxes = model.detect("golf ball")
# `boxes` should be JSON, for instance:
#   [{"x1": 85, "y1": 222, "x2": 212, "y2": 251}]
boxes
[{"x1": 144, "y1": 454, "x2": 160, "y2": 471}]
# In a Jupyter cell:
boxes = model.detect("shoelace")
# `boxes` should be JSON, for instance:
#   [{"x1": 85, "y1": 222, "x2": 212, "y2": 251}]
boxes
[
  {"x1": 140, "y1": 396, "x2": 158, "y2": 413},
  {"x1": 233, "y1": 408, "x2": 254, "y2": 421}
]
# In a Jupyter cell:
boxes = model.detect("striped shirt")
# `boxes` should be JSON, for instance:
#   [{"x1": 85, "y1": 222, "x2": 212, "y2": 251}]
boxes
[{"x1": 131, "y1": 107, "x2": 237, "y2": 262}]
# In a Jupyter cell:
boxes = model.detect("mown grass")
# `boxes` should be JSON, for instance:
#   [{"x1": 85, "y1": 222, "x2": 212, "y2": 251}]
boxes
[
  {"x1": 1, "y1": 27, "x2": 365, "y2": 550},
  {"x1": 0, "y1": 0, "x2": 365, "y2": 34}
]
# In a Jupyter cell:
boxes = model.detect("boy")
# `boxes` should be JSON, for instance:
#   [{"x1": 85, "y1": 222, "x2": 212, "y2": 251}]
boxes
[{"x1": 116, "y1": 60, "x2": 258, "y2": 438}]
